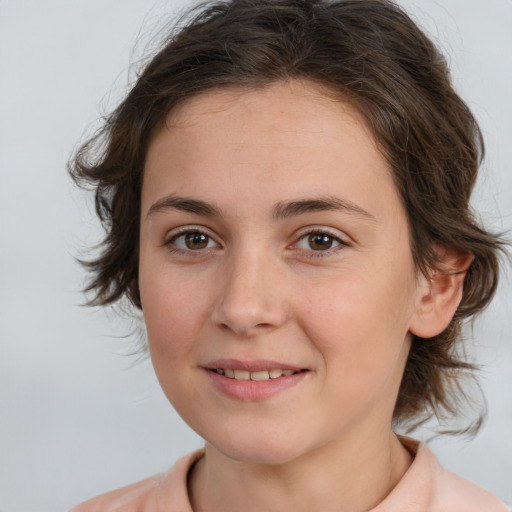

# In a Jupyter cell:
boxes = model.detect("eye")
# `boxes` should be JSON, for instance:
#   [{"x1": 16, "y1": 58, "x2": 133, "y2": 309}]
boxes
[
  {"x1": 294, "y1": 230, "x2": 346, "y2": 253},
  {"x1": 167, "y1": 230, "x2": 219, "y2": 251}
]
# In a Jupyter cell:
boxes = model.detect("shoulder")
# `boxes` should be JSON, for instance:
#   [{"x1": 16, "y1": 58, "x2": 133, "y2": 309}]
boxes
[
  {"x1": 69, "y1": 450, "x2": 204, "y2": 512},
  {"x1": 69, "y1": 475, "x2": 162, "y2": 512},
  {"x1": 432, "y1": 463, "x2": 510, "y2": 512},
  {"x1": 406, "y1": 438, "x2": 509, "y2": 512},
  {"x1": 376, "y1": 437, "x2": 509, "y2": 512}
]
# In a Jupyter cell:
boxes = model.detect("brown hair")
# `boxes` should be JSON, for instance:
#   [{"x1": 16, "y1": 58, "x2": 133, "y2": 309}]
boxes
[{"x1": 69, "y1": 0, "x2": 506, "y2": 433}]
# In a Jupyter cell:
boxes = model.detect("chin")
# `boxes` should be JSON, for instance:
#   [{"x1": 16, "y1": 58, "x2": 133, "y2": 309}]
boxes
[{"x1": 205, "y1": 428, "x2": 310, "y2": 466}]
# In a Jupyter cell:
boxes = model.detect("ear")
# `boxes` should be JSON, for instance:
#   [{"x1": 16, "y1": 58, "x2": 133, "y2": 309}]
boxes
[{"x1": 409, "y1": 246, "x2": 473, "y2": 338}]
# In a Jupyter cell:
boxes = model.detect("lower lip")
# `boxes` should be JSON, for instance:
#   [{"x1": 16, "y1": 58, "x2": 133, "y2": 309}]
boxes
[{"x1": 205, "y1": 370, "x2": 308, "y2": 401}]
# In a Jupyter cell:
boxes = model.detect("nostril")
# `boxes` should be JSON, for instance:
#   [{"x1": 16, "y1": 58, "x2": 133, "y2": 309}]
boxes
[{"x1": 211, "y1": 290, "x2": 288, "y2": 337}]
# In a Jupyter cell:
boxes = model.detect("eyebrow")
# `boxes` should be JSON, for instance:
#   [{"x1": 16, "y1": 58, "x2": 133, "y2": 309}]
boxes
[
  {"x1": 147, "y1": 196, "x2": 222, "y2": 218},
  {"x1": 146, "y1": 194, "x2": 375, "y2": 222},
  {"x1": 272, "y1": 197, "x2": 375, "y2": 221}
]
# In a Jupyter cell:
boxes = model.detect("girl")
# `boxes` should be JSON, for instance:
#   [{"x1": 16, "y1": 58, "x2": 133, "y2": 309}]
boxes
[{"x1": 69, "y1": 0, "x2": 509, "y2": 510}]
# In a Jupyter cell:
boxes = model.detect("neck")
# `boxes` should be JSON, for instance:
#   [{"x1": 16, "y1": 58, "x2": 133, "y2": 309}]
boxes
[{"x1": 188, "y1": 430, "x2": 413, "y2": 512}]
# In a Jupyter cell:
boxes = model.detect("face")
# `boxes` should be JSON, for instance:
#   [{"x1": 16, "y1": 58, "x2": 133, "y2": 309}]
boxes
[{"x1": 139, "y1": 81, "x2": 424, "y2": 465}]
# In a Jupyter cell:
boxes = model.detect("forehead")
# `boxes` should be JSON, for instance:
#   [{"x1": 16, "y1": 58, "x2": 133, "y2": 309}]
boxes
[
  {"x1": 160, "y1": 81, "x2": 373, "y2": 153},
  {"x1": 142, "y1": 80, "x2": 402, "y2": 223}
]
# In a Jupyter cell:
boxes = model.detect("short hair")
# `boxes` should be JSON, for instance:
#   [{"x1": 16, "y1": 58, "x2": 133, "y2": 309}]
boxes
[{"x1": 69, "y1": 0, "x2": 506, "y2": 433}]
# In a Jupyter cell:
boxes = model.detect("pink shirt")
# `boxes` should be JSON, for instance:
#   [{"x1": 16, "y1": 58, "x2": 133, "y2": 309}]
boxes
[{"x1": 71, "y1": 438, "x2": 509, "y2": 511}]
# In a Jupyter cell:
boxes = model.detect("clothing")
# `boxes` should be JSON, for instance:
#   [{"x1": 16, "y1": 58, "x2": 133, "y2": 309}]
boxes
[{"x1": 71, "y1": 438, "x2": 509, "y2": 511}]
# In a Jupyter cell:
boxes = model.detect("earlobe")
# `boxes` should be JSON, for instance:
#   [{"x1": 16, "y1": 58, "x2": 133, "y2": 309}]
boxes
[{"x1": 409, "y1": 247, "x2": 473, "y2": 339}]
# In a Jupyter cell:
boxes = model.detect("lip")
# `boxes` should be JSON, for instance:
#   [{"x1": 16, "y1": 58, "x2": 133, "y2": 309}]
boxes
[
  {"x1": 203, "y1": 359, "x2": 309, "y2": 402},
  {"x1": 204, "y1": 358, "x2": 304, "y2": 372}
]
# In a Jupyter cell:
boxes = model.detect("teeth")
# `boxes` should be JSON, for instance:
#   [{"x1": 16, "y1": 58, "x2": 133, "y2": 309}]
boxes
[
  {"x1": 234, "y1": 370, "x2": 250, "y2": 380},
  {"x1": 215, "y1": 368, "x2": 298, "y2": 380},
  {"x1": 250, "y1": 370, "x2": 270, "y2": 381}
]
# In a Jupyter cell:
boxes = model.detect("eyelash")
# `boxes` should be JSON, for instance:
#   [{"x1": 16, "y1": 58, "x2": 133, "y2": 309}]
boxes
[
  {"x1": 164, "y1": 227, "x2": 349, "y2": 258},
  {"x1": 164, "y1": 227, "x2": 218, "y2": 254},
  {"x1": 293, "y1": 228, "x2": 348, "y2": 258}
]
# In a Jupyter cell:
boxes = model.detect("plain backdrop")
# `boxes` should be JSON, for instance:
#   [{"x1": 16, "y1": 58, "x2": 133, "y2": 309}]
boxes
[{"x1": 1, "y1": 1, "x2": 511, "y2": 510}]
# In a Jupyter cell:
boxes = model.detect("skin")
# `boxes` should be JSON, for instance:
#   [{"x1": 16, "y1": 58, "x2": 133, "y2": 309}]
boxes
[{"x1": 134, "y1": 80, "x2": 464, "y2": 512}]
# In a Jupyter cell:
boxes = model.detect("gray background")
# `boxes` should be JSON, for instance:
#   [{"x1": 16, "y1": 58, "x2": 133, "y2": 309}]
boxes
[{"x1": 0, "y1": 1, "x2": 511, "y2": 510}]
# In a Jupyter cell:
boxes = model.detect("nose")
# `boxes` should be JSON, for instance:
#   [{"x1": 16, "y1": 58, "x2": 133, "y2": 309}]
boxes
[{"x1": 210, "y1": 249, "x2": 289, "y2": 338}]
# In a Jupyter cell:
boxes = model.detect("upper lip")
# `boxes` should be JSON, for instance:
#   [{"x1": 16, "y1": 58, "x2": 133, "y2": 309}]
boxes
[{"x1": 204, "y1": 358, "x2": 305, "y2": 372}]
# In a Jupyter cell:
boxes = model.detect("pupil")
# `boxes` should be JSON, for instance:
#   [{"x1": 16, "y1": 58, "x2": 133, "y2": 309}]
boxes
[
  {"x1": 309, "y1": 233, "x2": 332, "y2": 250},
  {"x1": 185, "y1": 232, "x2": 208, "y2": 250}
]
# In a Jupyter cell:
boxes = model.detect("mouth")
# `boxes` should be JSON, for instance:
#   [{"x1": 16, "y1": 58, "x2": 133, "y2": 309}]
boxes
[
  {"x1": 204, "y1": 360, "x2": 309, "y2": 401},
  {"x1": 209, "y1": 368, "x2": 303, "y2": 380}
]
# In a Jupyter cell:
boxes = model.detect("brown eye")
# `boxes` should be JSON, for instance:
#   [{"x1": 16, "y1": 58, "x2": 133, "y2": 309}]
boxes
[
  {"x1": 184, "y1": 232, "x2": 209, "y2": 250},
  {"x1": 308, "y1": 233, "x2": 336, "y2": 251},
  {"x1": 169, "y1": 230, "x2": 218, "y2": 251},
  {"x1": 294, "y1": 230, "x2": 344, "y2": 254}
]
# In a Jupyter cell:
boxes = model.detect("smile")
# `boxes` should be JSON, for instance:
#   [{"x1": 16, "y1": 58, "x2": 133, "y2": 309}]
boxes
[
  {"x1": 213, "y1": 368, "x2": 298, "y2": 380},
  {"x1": 205, "y1": 362, "x2": 309, "y2": 401}
]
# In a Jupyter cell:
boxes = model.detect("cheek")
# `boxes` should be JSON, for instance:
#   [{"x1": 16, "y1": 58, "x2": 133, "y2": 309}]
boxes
[
  {"x1": 140, "y1": 267, "x2": 210, "y2": 367},
  {"x1": 297, "y1": 264, "x2": 415, "y2": 377},
  {"x1": 140, "y1": 272, "x2": 210, "y2": 420},
  {"x1": 296, "y1": 274, "x2": 413, "y2": 430}
]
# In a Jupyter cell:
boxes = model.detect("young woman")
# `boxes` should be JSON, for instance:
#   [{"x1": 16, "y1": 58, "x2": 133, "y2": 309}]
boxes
[{"x1": 69, "y1": 0, "x2": 509, "y2": 510}]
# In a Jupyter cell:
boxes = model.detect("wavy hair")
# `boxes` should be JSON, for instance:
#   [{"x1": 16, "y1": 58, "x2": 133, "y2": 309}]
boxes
[{"x1": 69, "y1": 0, "x2": 506, "y2": 433}]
